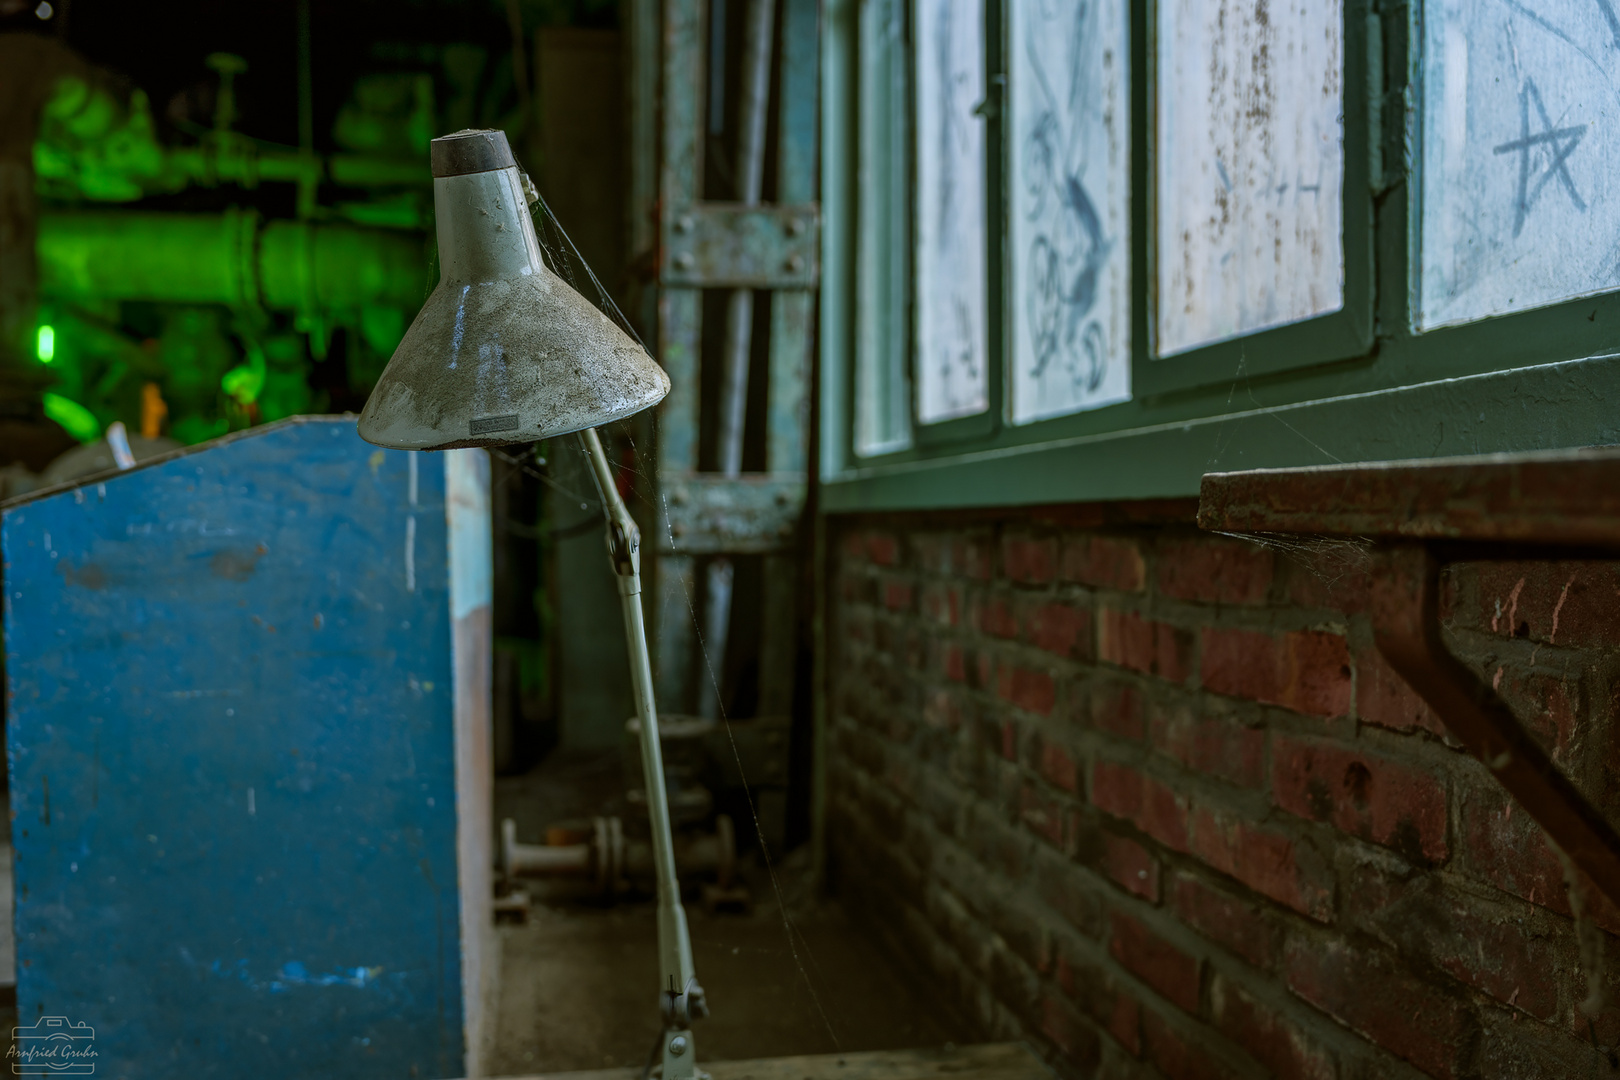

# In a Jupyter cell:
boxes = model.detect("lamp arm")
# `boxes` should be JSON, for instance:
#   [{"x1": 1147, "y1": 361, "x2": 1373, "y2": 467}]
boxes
[{"x1": 580, "y1": 427, "x2": 707, "y2": 1079}]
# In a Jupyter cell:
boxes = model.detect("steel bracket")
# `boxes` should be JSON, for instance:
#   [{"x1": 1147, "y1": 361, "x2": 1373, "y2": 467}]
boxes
[
  {"x1": 1371, "y1": 543, "x2": 1620, "y2": 906},
  {"x1": 660, "y1": 203, "x2": 820, "y2": 288},
  {"x1": 657, "y1": 472, "x2": 806, "y2": 554},
  {"x1": 1199, "y1": 449, "x2": 1620, "y2": 911}
]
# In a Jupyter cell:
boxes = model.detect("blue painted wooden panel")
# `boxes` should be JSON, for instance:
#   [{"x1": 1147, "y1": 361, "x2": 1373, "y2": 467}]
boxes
[{"x1": 3, "y1": 417, "x2": 467, "y2": 1079}]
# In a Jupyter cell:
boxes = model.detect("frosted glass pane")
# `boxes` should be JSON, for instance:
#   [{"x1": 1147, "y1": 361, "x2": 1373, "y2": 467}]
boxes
[
  {"x1": 914, "y1": 0, "x2": 989, "y2": 423},
  {"x1": 1155, "y1": 0, "x2": 1345, "y2": 357},
  {"x1": 855, "y1": 0, "x2": 913, "y2": 456},
  {"x1": 1009, "y1": 0, "x2": 1131, "y2": 424},
  {"x1": 1418, "y1": 2, "x2": 1620, "y2": 330}
]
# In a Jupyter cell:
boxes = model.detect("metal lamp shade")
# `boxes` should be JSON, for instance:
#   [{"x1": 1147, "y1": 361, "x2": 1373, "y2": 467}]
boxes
[{"x1": 358, "y1": 130, "x2": 669, "y2": 450}]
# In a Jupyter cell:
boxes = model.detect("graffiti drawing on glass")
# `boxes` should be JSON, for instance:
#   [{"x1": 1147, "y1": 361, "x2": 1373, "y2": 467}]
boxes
[
  {"x1": 1155, "y1": 0, "x2": 1345, "y2": 357},
  {"x1": 914, "y1": 0, "x2": 989, "y2": 423},
  {"x1": 1009, "y1": 0, "x2": 1130, "y2": 424},
  {"x1": 1419, "y1": 1, "x2": 1620, "y2": 330}
]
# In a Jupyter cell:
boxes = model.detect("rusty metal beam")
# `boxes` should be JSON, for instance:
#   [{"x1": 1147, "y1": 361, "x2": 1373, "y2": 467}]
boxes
[
  {"x1": 1200, "y1": 447, "x2": 1620, "y2": 545},
  {"x1": 657, "y1": 473, "x2": 806, "y2": 554},
  {"x1": 662, "y1": 202, "x2": 820, "y2": 288}
]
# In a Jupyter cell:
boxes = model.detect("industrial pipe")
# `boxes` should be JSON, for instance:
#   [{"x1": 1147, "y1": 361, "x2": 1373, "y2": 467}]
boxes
[
  {"x1": 36, "y1": 209, "x2": 430, "y2": 313},
  {"x1": 500, "y1": 814, "x2": 737, "y2": 897}
]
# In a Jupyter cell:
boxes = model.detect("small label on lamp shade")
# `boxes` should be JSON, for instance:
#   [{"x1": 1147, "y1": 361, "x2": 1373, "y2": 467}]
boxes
[{"x1": 469, "y1": 414, "x2": 520, "y2": 436}]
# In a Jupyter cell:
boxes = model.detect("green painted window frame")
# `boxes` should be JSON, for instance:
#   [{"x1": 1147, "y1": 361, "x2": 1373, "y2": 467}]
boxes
[{"x1": 819, "y1": 0, "x2": 1620, "y2": 513}]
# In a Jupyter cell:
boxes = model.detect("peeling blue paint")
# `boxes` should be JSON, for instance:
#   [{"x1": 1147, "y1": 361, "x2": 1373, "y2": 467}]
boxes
[{"x1": 4, "y1": 417, "x2": 468, "y2": 1079}]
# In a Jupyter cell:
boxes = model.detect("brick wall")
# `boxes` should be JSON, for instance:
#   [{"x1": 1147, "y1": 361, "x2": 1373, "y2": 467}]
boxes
[{"x1": 826, "y1": 503, "x2": 1620, "y2": 1079}]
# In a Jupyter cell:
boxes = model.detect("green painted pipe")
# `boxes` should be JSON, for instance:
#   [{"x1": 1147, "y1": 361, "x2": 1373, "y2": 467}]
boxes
[{"x1": 37, "y1": 210, "x2": 431, "y2": 313}]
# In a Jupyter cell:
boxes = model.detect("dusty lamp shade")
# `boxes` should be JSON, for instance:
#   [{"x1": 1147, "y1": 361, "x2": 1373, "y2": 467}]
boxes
[{"x1": 358, "y1": 129, "x2": 669, "y2": 450}]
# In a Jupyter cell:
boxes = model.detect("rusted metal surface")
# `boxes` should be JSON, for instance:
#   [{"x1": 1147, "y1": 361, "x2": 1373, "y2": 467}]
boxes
[
  {"x1": 657, "y1": 473, "x2": 807, "y2": 554},
  {"x1": 2, "y1": 417, "x2": 492, "y2": 1075},
  {"x1": 1199, "y1": 447, "x2": 1620, "y2": 545},
  {"x1": 499, "y1": 814, "x2": 737, "y2": 896},
  {"x1": 640, "y1": 0, "x2": 816, "y2": 723},
  {"x1": 660, "y1": 202, "x2": 820, "y2": 288},
  {"x1": 652, "y1": 0, "x2": 706, "y2": 712},
  {"x1": 1199, "y1": 450, "x2": 1620, "y2": 910}
]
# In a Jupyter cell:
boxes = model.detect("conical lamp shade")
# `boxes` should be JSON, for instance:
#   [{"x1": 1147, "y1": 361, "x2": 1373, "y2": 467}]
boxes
[{"x1": 358, "y1": 129, "x2": 669, "y2": 450}]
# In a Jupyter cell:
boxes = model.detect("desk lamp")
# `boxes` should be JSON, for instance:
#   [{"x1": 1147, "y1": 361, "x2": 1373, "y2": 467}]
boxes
[{"x1": 357, "y1": 129, "x2": 705, "y2": 1080}]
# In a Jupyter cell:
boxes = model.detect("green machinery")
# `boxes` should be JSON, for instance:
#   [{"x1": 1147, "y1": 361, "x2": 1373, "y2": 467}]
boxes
[{"x1": 23, "y1": 46, "x2": 505, "y2": 446}]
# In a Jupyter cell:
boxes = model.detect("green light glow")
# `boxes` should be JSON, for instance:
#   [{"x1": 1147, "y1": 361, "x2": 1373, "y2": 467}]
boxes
[
  {"x1": 36, "y1": 324, "x2": 54, "y2": 364},
  {"x1": 42, "y1": 392, "x2": 101, "y2": 443}
]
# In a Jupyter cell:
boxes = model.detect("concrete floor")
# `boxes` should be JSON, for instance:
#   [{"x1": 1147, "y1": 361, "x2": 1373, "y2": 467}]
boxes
[{"x1": 488, "y1": 751, "x2": 958, "y2": 1075}]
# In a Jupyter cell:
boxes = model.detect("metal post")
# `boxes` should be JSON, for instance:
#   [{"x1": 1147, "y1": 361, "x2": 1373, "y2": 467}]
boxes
[
  {"x1": 700, "y1": 0, "x2": 777, "y2": 719},
  {"x1": 581, "y1": 427, "x2": 707, "y2": 1079}
]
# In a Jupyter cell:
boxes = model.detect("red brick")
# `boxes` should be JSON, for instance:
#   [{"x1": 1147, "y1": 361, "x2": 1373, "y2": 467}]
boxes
[
  {"x1": 920, "y1": 583, "x2": 962, "y2": 628},
  {"x1": 1091, "y1": 759, "x2": 1145, "y2": 822},
  {"x1": 1039, "y1": 739, "x2": 1080, "y2": 793},
  {"x1": 1020, "y1": 784, "x2": 1068, "y2": 849},
  {"x1": 1167, "y1": 872, "x2": 1278, "y2": 970},
  {"x1": 1106, "y1": 990, "x2": 1142, "y2": 1056},
  {"x1": 1355, "y1": 642, "x2": 1445, "y2": 736},
  {"x1": 1092, "y1": 682, "x2": 1147, "y2": 741},
  {"x1": 1004, "y1": 533, "x2": 1057, "y2": 585},
  {"x1": 1493, "y1": 668, "x2": 1579, "y2": 761},
  {"x1": 909, "y1": 532, "x2": 951, "y2": 574},
  {"x1": 973, "y1": 650, "x2": 993, "y2": 689},
  {"x1": 839, "y1": 575, "x2": 865, "y2": 605},
  {"x1": 957, "y1": 535, "x2": 995, "y2": 581},
  {"x1": 1029, "y1": 601, "x2": 1093, "y2": 660},
  {"x1": 1100, "y1": 609, "x2": 1194, "y2": 683},
  {"x1": 883, "y1": 580, "x2": 913, "y2": 611},
  {"x1": 1342, "y1": 857, "x2": 1560, "y2": 1021},
  {"x1": 1200, "y1": 628, "x2": 1351, "y2": 717},
  {"x1": 1209, "y1": 974, "x2": 1334, "y2": 1080},
  {"x1": 1032, "y1": 846, "x2": 1105, "y2": 938},
  {"x1": 1156, "y1": 538, "x2": 1274, "y2": 605},
  {"x1": 1140, "y1": 776, "x2": 1192, "y2": 853},
  {"x1": 1272, "y1": 736, "x2": 1448, "y2": 864},
  {"x1": 1057, "y1": 950, "x2": 1145, "y2": 1056},
  {"x1": 1142, "y1": 1009, "x2": 1238, "y2": 1080},
  {"x1": 1109, "y1": 911, "x2": 1201, "y2": 1014},
  {"x1": 1284, "y1": 935, "x2": 1472, "y2": 1080},
  {"x1": 1460, "y1": 780, "x2": 1620, "y2": 934},
  {"x1": 1189, "y1": 809, "x2": 1333, "y2": 921},
  {"x1": 1101, "y1": 833, "x2": 1161, "y2": 902},
  {"x1": 1464, "y1": 560, "x2": 1620, "y2": 647},
  {"x1": 1062, "y1": 536, "x2": 1146, "y2": 592},
  {"x1": 999, "y1": 719, "x2": 1019, "y2": 762},
  {"x1": 973, "y1": 593, "x2": 1021, "y2": 638},
  {"x1": 997, "y1": 664, "x2": 1056, "y2": 715},
  {"x1": 866, "y1": 531, "x2": 899, "y2": 566},
  {"x1": 944, "y1": 644, "x2": 967, "y2": 682},
  {"x1": 1280, "y1": 547, "x2": 1372, "y2": 615},
  {"x1": 922, "y1": 689, "x2": 963, "y2": 731},
  {"x1": 1149, "y1": 703, "x2": 1266, "y2": 788},
  {"x1": 1089, "y1": 761, "x2": 1190, "y2": 853},
  {"x1": 1040, "y1": 989, "x2": 1101, "y2": 1067}
]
